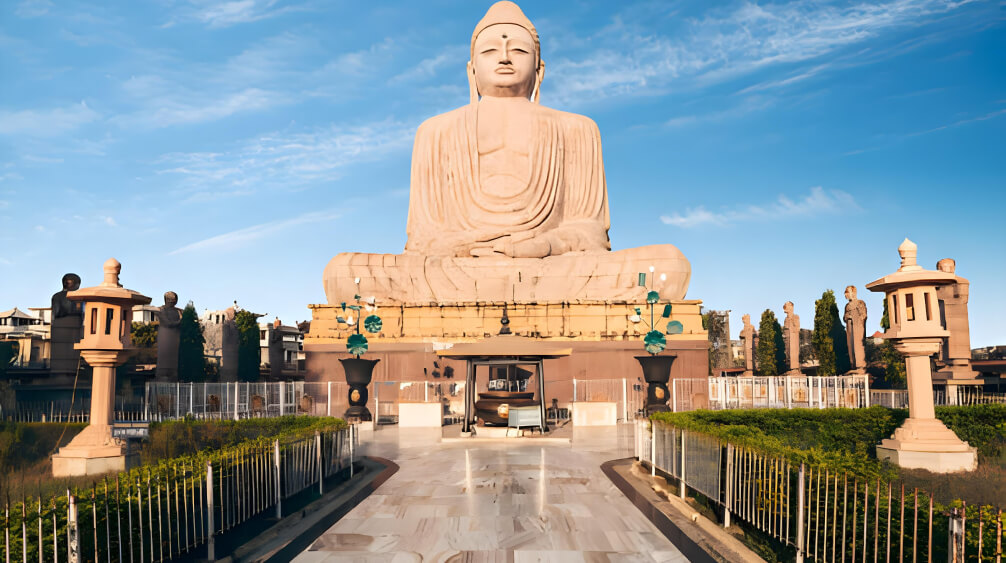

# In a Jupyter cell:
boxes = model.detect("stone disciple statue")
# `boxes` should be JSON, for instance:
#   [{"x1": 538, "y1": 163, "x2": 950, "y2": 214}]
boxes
[
  {"x1": 156, "y1": 292, "x2": 182, "y2": 379},
  {"x1": 843, "y1": 285, "x2": 868, "y2": 372},
  {"x1": 269, "y1": 318, "x2": 284, "y2": 379},
  {"x1": 220, "y1": 307, "x2": 239, "y2": 382},
  {"x1": 740, "y1": 314, "x2": 756, "y2": 375},
  {"x1": 783, "y1": 301, "x2": 801, "y2": 374},
  {"x1": 935, "y1": 258, "x2": 976, "y2": 380},
  {"x1": 323, "y1": 1, "x2": 691, "y2": 305},
  {"x1": 50, "y1": 273, "x2": 83, "y2": 375}
]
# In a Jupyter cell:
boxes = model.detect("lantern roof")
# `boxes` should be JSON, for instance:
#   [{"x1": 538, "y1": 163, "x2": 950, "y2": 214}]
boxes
[
  {"x1": 866, "y1": 239, "x2": 955, "y2": 293},
  {"x1": 67, "y1": 258, "x2": 152, "y2": 306}
]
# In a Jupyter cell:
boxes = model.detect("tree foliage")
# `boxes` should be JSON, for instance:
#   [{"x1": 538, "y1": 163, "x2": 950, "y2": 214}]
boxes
[
  {"x1": 813, "y1": 290, "x2": 851, "y2": 375},
  {"x1": 235, "y1": 309, "x2": 262, "y2": 382},
  {"x1": 875, "y1": 298, "x2": 907, "y2": 388},
  {"x1": 704, "y1": 310, "x2": 730, "y2": 373},
  {"x1": 756, "y1": 309, "x2": 785, "y2": 376},
  {"x1": 178, "y1": 303, "x2": 207, "y2": 383},
  {"x1": 131, "y1": 322, "x2": 157, "y2": 348}
]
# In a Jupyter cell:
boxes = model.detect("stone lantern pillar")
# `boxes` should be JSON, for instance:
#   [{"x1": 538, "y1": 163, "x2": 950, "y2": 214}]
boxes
[
  {"x1": 52, "y1": 258, "x2": 151, "y2": 477},
  {"x1": 866, "y1": 239, "x2": 976, "y2": 473}
]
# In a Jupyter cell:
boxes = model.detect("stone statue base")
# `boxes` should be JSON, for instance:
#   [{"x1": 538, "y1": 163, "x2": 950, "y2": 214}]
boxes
[
  {"x1": 934, "y1": 361, "x2": 981, "y2": 385},
  {"x1": 50, "y1": 316, "x2": 82, "y2": 374},
  {"x1": 52, "y1": 425, "x2": 136, "y2": 477},
  {"x1": 876, "y1": 418, "x2": 977, "y2": 473},
  {"x1": 323, "y1": 244, "x2": 690, "y2": 306}
]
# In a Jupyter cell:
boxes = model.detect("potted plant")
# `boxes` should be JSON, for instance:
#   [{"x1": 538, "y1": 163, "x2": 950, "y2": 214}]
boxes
[
  {"x1": 336, "y1": 288, "x2": 383, "y2": 422},
  {"x1": 632, "y1": 270, "x2": 677, "y2": 414}
]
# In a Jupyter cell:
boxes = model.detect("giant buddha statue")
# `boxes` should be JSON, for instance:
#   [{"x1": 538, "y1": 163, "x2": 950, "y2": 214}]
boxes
[{"x1": 323, "y1": 1, "x2": 691, "y2": 305}]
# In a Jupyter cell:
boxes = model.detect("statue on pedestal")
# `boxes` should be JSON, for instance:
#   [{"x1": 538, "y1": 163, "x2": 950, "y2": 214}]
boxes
[
  {"x1": 220, "y1": 307, "x2": 239, "y2": 382},
  {"x1": 935, "y1": 258, "x2": 976, "y2": 381},
  {"x1": 269, "y1": 318, "x2": 284, "y2": 380},
  {"x1": 844, "y1": 285, "x2": 867, "y2": 373},
  {"x1": 322, "y1": 1, "x2": 691, "y2": 306},
  {"x1": 740, "y1": 314, "x2": 756, "y2": 376},
  {"x1": 156, "y1": 292, "x2": 182, "y2": 379},
  {"x1": 783, "y1": 301, "x2": 801, "y2": 375},
  {"x1": 50, "y1": 273, "x2": 83, "y2": 375}
]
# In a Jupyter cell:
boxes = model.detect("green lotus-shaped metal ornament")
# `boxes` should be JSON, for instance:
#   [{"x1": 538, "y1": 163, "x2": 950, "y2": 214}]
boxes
[
  {"x1": 644, "y1": 330, "x2": 666, "y2": 355},
  {"x1": 364, "y1": 314, "x2": 382, "y2": 333},
  {"x1": 646, "y1": 290, "x2": 660, "y2": 304},
  {"x1": 347, "y1": 333, "x2": 369, "y2": 356},
  {"x1": 666, "y1": 320, "x2": 684, "y2": 335}
]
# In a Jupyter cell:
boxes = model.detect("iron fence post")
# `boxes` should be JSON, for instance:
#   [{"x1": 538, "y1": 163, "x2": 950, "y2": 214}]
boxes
[
  {"x1": 796, "y1": 463, "x2": 805, "y2": 563},
  {"x1": 274, "y1": 439, "x2": 282, "y2": 519}
]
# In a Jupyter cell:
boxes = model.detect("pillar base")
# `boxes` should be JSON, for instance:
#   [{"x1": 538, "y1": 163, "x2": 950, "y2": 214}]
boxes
[
  {"x1": 52, "y1": 450, "x2": 137, "y2": 477},
  {"x1": 51, "y1": 424, "x2": 136, "y2": 477},
  {"x1": 876, "y1": 417, "x2": 977, "y2": 473},
  {"x1": 875, "y1": 447, "x2": 976, "y2": 473}
]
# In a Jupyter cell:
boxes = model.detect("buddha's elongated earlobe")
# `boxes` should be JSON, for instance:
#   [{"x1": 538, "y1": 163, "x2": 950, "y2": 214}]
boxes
[
  {"x1": 531, "y1": 60, "x2": 545, "y2": 104},
  {"x1": 467, "y1": 61, "x2": 479, "y2": 104}
]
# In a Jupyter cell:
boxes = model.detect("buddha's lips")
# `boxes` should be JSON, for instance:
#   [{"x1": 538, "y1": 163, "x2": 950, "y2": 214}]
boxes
[{"x1": 495, "y1": 67, "x2": 515, "y2": 74}]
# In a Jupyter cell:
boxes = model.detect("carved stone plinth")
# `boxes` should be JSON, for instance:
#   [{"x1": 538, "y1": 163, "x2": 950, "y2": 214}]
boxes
[{"x1": 876, "y1": 418, "x2": 976, "y2": 473}]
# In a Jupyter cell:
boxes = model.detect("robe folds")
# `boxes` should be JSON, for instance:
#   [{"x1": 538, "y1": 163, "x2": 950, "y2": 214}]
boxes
[{"x1": 405, "y1": 102, "x2": 611, "y2": 257}]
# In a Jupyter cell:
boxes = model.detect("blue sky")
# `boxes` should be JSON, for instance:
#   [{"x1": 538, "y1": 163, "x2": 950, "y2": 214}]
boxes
[{"x1": 1, "y1": 0, "x2": 1003, "y2": 346}]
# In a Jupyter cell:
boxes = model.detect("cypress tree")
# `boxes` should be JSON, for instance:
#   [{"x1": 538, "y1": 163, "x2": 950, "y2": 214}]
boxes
[
  {"x1": 178, "y1": 302, "x2": 207, "y2": 382},
  {"x1": 813, "y1": 290, "x2": 838, "y2": 376},
  {"x1": 756, "y1": 309, "x2": 783, "y2": 376},
  {"x1": 235, "y1": 309, "x2": 262, "y2": 382}
]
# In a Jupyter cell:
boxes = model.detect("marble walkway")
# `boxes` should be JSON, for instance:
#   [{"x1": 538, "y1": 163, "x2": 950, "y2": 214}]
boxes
[{"x1": 294, "y1": 425, "x2": 690, "y2": 562}]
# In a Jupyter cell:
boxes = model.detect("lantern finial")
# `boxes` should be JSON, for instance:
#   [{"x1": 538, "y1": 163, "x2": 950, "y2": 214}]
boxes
[
  {"x1": 102, "y1": 258, "x2": 122, "y2": 287},
  {"x1": 897, "y1": 238, "x2": 920, "y2": 272}
]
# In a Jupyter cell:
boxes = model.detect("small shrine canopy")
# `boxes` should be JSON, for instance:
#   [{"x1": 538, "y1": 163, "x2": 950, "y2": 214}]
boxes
[
  {"x1": 436, "y1": 335, "x2": 572, "y2": 360},
  {"x1": 437, "y1": 335, "x2": 572, "y2": 434}
]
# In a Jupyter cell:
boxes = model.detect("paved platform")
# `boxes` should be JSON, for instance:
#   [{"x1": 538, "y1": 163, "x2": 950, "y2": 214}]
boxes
[{"x1": 295, "y1": 424, "x2": 690, "y2": 562}]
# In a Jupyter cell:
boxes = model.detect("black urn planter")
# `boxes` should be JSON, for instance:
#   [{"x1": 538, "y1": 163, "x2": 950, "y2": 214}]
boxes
[
  {"x1": 340, "y1": 357, "x2": 379, "y2": 422},
  {"x1": 635, "y1": 355, "x2": 676, "y2": 414}
]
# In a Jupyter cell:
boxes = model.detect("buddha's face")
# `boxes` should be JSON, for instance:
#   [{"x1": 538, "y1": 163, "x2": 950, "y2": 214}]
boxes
[{"x1": 472, "y1": 23, "x2": 537, "y2": 98}]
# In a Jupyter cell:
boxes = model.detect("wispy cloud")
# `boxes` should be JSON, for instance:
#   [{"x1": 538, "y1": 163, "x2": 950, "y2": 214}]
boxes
[
  {"x1": 548, "y1": 0, "x2": 976, "y2": 106},
  {"x1": 844, "y1": 107, "x2": 1006, "y2": 155},
  {"x1": 0, "y1": 101, "x2": 99, "y2": 137},
  {"x1": 164, "y1": 0, "x2": 308, "y2": 28},
  {"x1": 665, "y1": 96, "x2": 774, "y2": 128},
  {"x1": 14, "y1": 0, "x2": 52, "y2": 17},
  {"x1": 114, "y1": 87, "x2": 283, "y2": 129},
  {"x1": 660, "y1": 186, "x2": 861, "y2": 228},
  {"x1": 389, "y1": 48, "x2": 462, "y2": 84},
  {"x1": 170, "y1": 208, "x2": 340, "y2": 254},
  {"x1": 157, "y1": 119, "x2": 415, "y2": 201}
]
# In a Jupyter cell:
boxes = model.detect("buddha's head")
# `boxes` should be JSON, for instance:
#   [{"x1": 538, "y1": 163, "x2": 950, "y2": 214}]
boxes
[
  {"x1": 469, "y1": 1, "x2": 544, "y2": 102},
  {"x1": 845, "y1": 285, "x2": 857, "y2": 300},
  {"x1": 937, "y1": 258, "x2": 956, "y2": 274},
  {"x1": 61, "y1": 273, "x2": 81, "y2": 292}
]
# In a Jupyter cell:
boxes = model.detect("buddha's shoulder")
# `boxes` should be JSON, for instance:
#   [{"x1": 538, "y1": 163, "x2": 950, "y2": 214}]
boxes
[
  {"x1": 537, "y1": 105, "x2": 601, "y2": 135},
  {"x1": 416, "y1": 106, "x2": 471, "y2": 135}
]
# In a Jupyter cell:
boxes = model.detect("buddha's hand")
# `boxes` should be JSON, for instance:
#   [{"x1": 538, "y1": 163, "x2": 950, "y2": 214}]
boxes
[{"x1": 471, "y1": 233, "x2": 550, "y2": 258}]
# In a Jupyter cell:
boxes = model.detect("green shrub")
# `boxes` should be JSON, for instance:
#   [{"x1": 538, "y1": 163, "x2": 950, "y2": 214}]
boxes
[{"x1": 143, "y1": 415, "x2": 347, "y2": 463}]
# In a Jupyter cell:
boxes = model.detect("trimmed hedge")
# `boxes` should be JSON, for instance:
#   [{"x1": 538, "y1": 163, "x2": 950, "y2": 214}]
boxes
[
  {"x1": 143, "y1": 415, "x2": 348, "y2": 463},
  {"x1": 651, "y1": 405, "x2": 1006, "y2": 480}
]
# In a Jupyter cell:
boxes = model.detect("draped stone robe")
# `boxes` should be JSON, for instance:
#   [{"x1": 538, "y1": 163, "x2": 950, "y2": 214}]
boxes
[{"x1": 405, "y1": 103, "x2": 611, "y2": 257}]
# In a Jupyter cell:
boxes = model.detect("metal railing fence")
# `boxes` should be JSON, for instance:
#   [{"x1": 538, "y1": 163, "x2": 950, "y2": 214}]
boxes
[
  {"x1": 636, "y1": 419, "x2": 1005, "y2": 562},
  {"x1": 872, "y1": 388, "x2": 1006, "y2": 409},
  {"x1": 672, "y1": 375, "x2": 870, "y2": 412},
  {"x1": 1, "y1": 425, "x2": 358, "y2": 562}
]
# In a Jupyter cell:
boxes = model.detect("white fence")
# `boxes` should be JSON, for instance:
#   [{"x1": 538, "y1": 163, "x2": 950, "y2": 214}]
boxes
[
  {"x1": 144, "y1": 380, "x2": 468, "y2": 423},
  {"x1": 671, "y1": 375, "x2": 870, "y2": 412},
  {"x1": 871, "y1": 387, "x2": 1006, "y2": 409}
]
